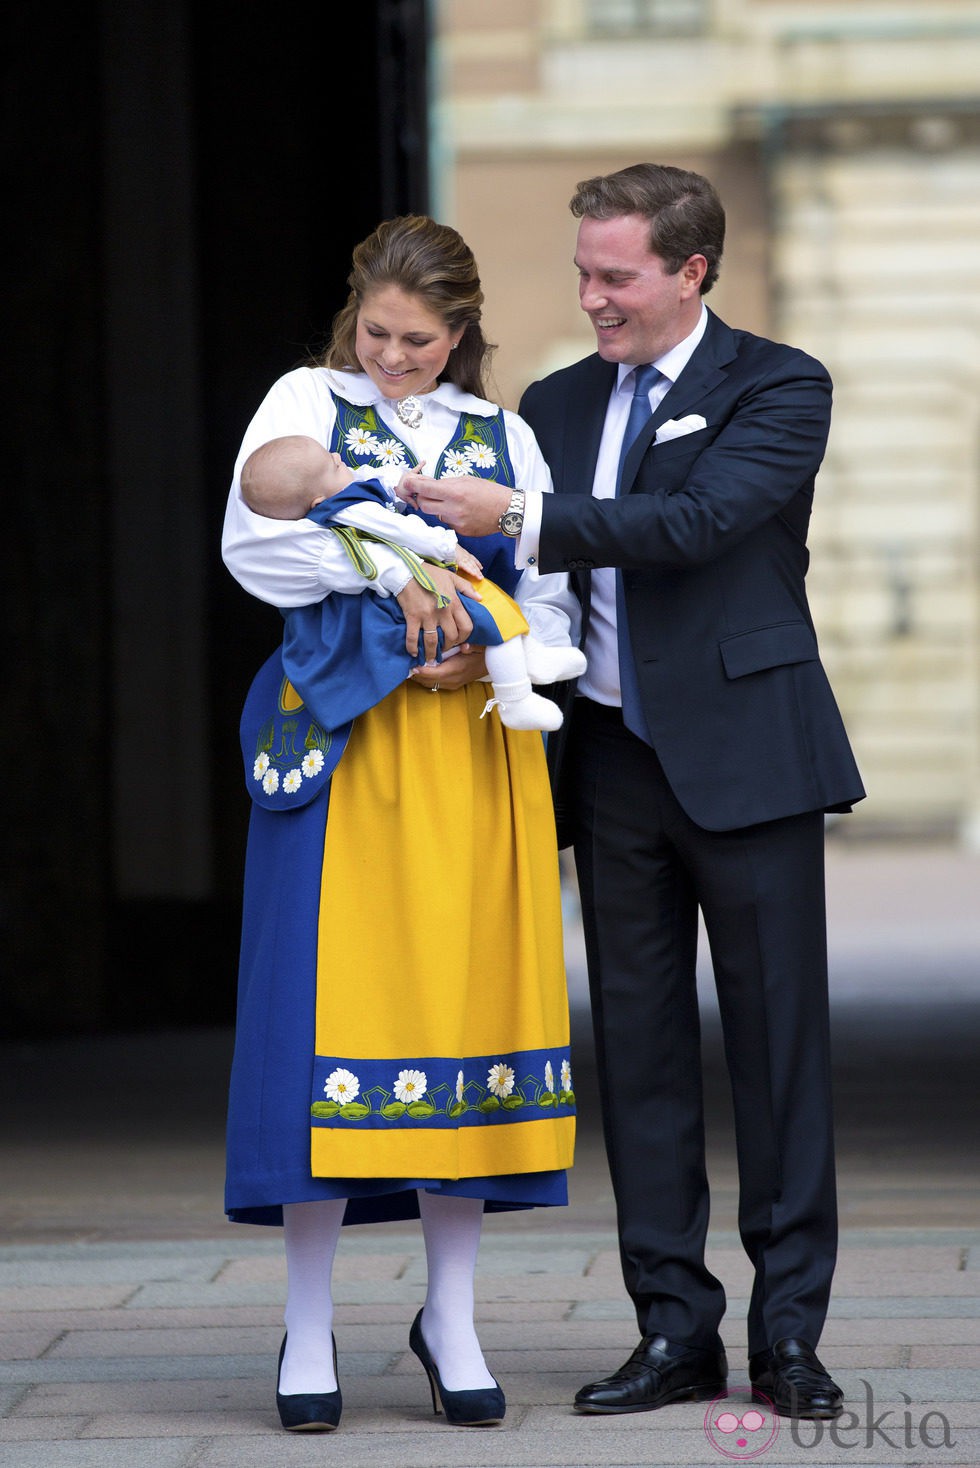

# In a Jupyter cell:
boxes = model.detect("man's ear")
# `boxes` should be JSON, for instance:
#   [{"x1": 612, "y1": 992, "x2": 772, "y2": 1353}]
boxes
[{"x1": 680, "y1": 254, "x2": 708, "y2": 297}]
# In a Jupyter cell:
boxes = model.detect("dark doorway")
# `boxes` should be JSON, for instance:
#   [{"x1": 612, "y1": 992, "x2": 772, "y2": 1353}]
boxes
[{"x1": 4, "y1": 0, "x2": 431, "y2": 1035}]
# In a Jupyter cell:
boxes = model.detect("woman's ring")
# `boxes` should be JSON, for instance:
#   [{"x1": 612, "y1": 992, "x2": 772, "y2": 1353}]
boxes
[
  {"x1": 423, "y1": 628, "x2": 437, "y2": 634},
  {"x1": 430, "y1": 684, "x2": 441, "y2": 693}
]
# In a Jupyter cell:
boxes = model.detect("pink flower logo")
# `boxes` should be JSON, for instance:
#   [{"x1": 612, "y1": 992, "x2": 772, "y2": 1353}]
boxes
[{"x1": 704, "y1": 1388, "x2": 779, "y2": 1459}]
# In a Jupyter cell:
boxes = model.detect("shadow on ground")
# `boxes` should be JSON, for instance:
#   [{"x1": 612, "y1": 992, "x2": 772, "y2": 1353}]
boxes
[{"x1": 2, "y1": 989, "x2": 977, "y2": 1242}]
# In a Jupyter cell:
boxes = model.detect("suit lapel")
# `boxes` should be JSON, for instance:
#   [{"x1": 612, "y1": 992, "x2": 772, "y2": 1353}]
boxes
[
  {"x1": 621, "y1": 310, "x2": 736, "y2": 492},
  {"x1": 556, "y1": 356, "x2": 615, "y2": 616},
  {"x1": 563, "y1": 355, "x2": 616, "y2": 497}
]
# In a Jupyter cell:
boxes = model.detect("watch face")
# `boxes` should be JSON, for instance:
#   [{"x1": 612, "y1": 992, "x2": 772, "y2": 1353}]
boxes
[{"x1": 499, "y1": 511, "x2": 524, "y2": 537}]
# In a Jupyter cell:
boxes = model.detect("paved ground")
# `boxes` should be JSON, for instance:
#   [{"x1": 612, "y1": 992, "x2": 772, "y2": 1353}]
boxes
[{"x1": 1, "y1": 841, "x2": 979, "y2": 1466}]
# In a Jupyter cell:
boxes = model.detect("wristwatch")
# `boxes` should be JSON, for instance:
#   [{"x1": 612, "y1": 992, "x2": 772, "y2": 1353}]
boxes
[{"x1": 498, "y1": 487, "x2": 526, "y2": 537}]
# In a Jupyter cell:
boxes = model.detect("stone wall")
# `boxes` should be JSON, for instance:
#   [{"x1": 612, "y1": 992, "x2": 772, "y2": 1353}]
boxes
[
  {"x1": 773, "y1": 123, "x2": 980, "y2": 834},
  {"x1": 438, "y1": 0, "x2": 980, "y2": 835}
]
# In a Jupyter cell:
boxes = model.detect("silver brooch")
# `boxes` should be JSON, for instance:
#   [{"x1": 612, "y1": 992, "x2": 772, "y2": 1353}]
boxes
[{"x1": 394, "y1": 395, "x2": 423, "y2": 429}]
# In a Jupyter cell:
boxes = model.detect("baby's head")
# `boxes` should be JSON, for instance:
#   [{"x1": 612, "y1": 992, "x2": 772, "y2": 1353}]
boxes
[{"x1": 240, "y1": 435, "x2": 353, "y2": 519}]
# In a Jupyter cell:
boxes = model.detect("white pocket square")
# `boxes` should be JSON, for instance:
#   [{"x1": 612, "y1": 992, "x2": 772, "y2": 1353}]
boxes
[{"x1": 655, "y1": 414, "x2": 707, "y2": 443}]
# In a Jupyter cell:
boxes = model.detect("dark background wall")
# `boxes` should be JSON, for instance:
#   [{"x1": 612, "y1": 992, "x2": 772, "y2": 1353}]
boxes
[{"x1": 4, "y1": 0, "x2": 431, "y2": 1035}]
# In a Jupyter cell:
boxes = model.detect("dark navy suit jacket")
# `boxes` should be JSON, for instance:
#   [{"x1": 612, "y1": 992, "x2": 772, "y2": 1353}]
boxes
[{"x1": 520, "y1": 308, "x2": 865, "y2": 833}]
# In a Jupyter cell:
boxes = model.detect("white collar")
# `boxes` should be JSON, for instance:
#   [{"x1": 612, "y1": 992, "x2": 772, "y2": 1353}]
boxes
[
  {"x1": 615, "y1": 303, "x2": 709, "y2": 391},
  {"x1": 322, "y1": 368, "x2": 500, "y2": 418}
]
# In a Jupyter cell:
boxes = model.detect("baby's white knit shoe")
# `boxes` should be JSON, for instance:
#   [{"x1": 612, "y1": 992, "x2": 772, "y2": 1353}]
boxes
[
  {"x1": 480, "y1": 679, "x2": 563, "y2": 732},
  {"x1": 523, "y1": 638, "x2": 587, "y2": 685}
]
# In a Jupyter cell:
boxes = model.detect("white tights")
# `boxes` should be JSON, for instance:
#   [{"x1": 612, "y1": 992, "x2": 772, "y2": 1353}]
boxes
[
  {"x1": 278, "y1": 1191, "x2": 495, "y2": 1396},
  {"x1": 280, "y1": 1197, "x2": 344, "y2": 1394}
]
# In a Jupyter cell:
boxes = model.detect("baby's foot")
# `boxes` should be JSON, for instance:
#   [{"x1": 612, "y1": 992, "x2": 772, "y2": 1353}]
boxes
[
  {"x1": 523, "y1": 638, "x2": 587, "y2": 685},
  {"x1": 481, "y1": 680, "x2": 563, "y2": 732}
]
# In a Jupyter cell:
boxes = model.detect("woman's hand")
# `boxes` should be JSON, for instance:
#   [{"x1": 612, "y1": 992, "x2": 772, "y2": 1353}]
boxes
[
  {"x1": 395, "y1": 565, "x2": 481, "y2": 662},
  {"x1": 399, "y1": 473, "x2": 512, "y2": 538},
  {"x1": 409, "y1": 645, "x2": 488, "y2": 692}
]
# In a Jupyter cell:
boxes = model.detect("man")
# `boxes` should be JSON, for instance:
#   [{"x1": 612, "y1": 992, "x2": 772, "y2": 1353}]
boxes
[{"x1": 403, "y1": 163, "x2": 865, "y2": 1420}]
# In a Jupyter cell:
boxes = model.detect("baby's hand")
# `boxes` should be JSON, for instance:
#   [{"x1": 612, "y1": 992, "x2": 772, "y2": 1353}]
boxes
[
  {"x1": 454, "y1": 545, "x2": 484, "y2": 579},
  {"x1": 397, "y1": 461, "x2": 426, "y2": 498}
]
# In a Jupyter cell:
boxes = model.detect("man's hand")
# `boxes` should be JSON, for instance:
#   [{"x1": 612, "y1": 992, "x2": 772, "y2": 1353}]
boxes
[
  {"x1": 399, "y1": 473, "x2": 511, "y2": 538},
  {"x1": 395, "y1": 564, "x2": 480, "y2": 662}
]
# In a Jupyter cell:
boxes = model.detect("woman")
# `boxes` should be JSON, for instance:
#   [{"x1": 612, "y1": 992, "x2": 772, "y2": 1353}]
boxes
[{"x1": 222, "y1": 215, "x2": 580, "y2": 1432}]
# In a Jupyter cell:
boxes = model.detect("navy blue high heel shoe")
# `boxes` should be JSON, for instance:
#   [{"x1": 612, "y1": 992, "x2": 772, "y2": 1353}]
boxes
[
  {"x1": 409, "y1": 1309, "x2": 505, "y2": 1426},
  {"x1": 275, "y1": 1333, "x2": 342, "y2": 1431}
]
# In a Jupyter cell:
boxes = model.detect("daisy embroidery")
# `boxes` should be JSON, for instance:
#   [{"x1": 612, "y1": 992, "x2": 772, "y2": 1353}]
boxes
[
  {"x1": 324, "y1": 1068, "x2": 360, "y2": 1104},
  {"x1": 393, "y1": 1069, "x2": 427, "y2": 1103},
  {"x1": 544, "y1": 1060, "x2": 555, "y2": 1094},
  {"x1": 466, "y1": 443, "x2": 497, "y2": 471},
  {"x1": 560, "y1": 1059, "x2": 572, "y2": 1093},
  {"x1": 301, "y1": 749, "x2": 324, "y2": 778},
  {"x1": 253, "y1": 752, "x2": 270, "y2": 780},
  {"x1": 345, "y1": 426, "x2": 381, "y2": 457},
  {"x1": 456, "y1": 1070, "x2": 465, "y2": 1104},
  {"x1": 441, "y1": 449, "x2": 470, "y2": 476},
  {"x1": 282, "y1": 769, "x2": 303, "y2": 795},
  {"x1": 376, "y1": 438, "x2": 407, "y2": 467},
  {"x1": 262, "y1": 768, "x2": 280, "y2": 795},
  {"x1": 487, "y1": 1062, "x2": 515, "y2": 1099}
]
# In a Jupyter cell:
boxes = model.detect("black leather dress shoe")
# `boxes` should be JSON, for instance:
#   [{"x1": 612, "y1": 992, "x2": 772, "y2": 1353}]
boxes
[
  {"x1": 574, "y1": 1333, "x2": 728, "y2": 1414},
  {"x1": 749, "y1": 1338, "x2": 843, "y2": 1419}
]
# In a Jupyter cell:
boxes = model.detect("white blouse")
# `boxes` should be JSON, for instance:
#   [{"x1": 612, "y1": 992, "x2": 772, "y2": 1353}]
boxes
[{"x1": 221, "y1": 367, "x2": 580, "y2": 647}]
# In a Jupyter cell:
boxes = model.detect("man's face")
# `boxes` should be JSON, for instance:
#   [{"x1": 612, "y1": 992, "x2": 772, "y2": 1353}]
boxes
[{"x1": 574, "y1": 213, "x2": 704, "y2": 366}]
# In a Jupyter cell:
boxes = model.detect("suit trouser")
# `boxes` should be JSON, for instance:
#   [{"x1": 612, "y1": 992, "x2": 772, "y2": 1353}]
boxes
[{"x1": 566, "y1": 699, "x2": 837, "y2": 1356}]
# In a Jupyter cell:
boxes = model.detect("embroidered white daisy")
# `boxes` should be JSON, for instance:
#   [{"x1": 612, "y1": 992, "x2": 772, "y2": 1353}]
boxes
[
  {"x1": 466, "y1": 443, "x2": 497, "y2": 471},
  {"x1": 262, "y1": 768, "x2": 280, "y2": 795},
  {"x1": 283, "y1": 768, "x2": 303, "y2": 794},
  {"x1": 487, "y1": 1062, "x2": 515, "y2": 1098},
  {"x1": 560, "y1": 1059, "x2": 572, "y2": 1093},
  {"x1": 376, "y1": 438, "x2": 407, "y2": 466},
  {"x1": 253, "y1": 752, "x2": 270, "y2": 780},
  {"x1": 456, "y1": 1070, "x2": 465, "y2": 1104},
  {"x1": 393, "y1": 1068, "x2": 427, "y2": 1103},
  {"x1": 302, "y1": 748, "x2": 325, "y2": 778},
  {"x1": 441, "y1": 449, "x2": 470, "y2": 476},
  {"x1": 544, "y1": 1060, "x2": 555, "y2": 1094},
  {"x1": 324, "y1": 1067, "x2": 360, "y2": 1104},
  {"x1": 345, "y1": 426, "x2": 380, "y2": 457}
]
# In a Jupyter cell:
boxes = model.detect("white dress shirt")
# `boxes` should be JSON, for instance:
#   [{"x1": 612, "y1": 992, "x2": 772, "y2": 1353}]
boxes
[{"x1": 518, "y1": 305, "x2": 708, "y2": 705}]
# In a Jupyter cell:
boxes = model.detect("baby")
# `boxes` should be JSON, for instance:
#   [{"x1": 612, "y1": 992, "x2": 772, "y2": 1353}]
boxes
[{"x1": 239, "y1": 435, "x2": 586, "y2": 732}]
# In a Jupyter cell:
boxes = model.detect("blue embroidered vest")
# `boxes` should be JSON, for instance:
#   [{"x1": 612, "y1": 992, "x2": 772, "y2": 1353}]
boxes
[
  {"x1": 240, "y1": 393, "x2": 521, "y2": 809},
  {"x1": 328, "y1": 392, "x2": 520, "y2": 593}
]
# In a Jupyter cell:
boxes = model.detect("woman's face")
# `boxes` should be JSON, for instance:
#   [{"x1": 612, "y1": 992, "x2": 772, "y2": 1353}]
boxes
[{"x1": 355, "y1": 285, "x2": 462, "y2": 399}]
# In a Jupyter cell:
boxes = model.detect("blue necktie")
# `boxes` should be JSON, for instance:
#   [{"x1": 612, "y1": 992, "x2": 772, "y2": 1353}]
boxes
[{"x1": 615, "y1": 363, "x2": 661, "y2": 741}]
